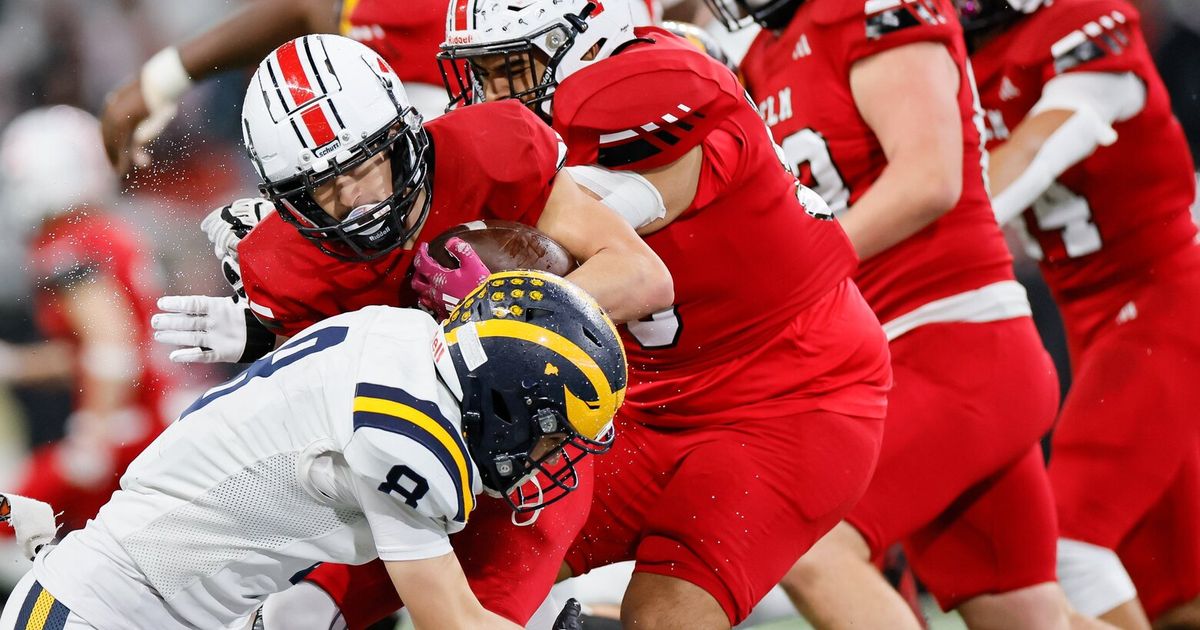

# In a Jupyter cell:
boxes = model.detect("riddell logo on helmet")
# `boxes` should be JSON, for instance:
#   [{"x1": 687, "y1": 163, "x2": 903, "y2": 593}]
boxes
[{"x1": 446, "y1": 34, "x2": 475, "y2": 45}]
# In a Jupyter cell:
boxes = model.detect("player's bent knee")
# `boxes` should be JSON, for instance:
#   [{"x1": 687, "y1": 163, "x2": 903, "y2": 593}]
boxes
[
  {"x1": 783, "y1": 521, "x2": 871, "y2": 592},
  {"x1": 958, "y1": 582, "x2": 1072, "y2": 630},
  {"x1": 1057, "y1": 538, "x2": 1138, "y2": 618},
  {"x1": 622, "y1": 572, "x2": 731, "y2": 630},
  {"x1": 260, "y1": 581, "x2": 347, "y2": 630}
]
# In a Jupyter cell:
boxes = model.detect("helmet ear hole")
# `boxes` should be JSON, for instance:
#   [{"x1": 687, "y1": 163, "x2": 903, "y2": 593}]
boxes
[
  {"x1": 523, "y1": 306, "x2": 555, "y2": 321},
  {"x1": 580, "y1": 39, "x2": 606, "y2": 62},
  {"x1": 580, "y1": 325, "x2": 602, "y2": 348},
  {"x1": 490, "y1": 390, "x2": 516, "y2": 425}
]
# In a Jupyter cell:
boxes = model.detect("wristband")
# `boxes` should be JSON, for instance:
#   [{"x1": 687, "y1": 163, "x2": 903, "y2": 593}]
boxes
[{"x1": 140, "y1": 47, "x2": 192, "y2": 113}]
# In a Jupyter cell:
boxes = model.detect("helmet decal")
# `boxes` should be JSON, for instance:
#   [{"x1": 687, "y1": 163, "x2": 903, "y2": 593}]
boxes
[{"x1": 446, "y1": 317, "x2": 624, "y2": 441}]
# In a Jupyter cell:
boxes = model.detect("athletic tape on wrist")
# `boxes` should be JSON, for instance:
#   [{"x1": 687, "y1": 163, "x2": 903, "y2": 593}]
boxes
[{"x1": 140, "y1": 47, "x2": 192, "y2": 112}]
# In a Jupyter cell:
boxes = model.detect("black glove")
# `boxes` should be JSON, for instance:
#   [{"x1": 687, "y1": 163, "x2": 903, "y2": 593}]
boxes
[
  {"x1": 553, "y1": 598, "x2": 583, "y2": 630},
  {"x1": 201, "y1": 198, "x2": 275, "y2": 299}
]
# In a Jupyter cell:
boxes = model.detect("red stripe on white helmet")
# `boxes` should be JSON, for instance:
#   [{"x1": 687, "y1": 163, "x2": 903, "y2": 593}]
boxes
[
  {"x1": 452, "y1": 0, "x2": 471, "y2": 31},
  {"x1": 275, "y1": 39, "x2": 319, "y2": 110},
  {"x1": 273, "y1": 38, "x2": 339, "y2": 148},
  {"x1": 300, "y1": 103, "x2": 337, "y2": 147}
]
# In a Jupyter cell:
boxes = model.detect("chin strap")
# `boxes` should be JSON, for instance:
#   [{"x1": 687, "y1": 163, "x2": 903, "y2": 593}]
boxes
[{"x1": 510, "y1": 475, "x2": 545, "y2": 527}]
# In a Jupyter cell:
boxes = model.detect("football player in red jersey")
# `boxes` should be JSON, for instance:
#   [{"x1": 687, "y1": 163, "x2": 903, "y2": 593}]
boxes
[
  {"x1": 0, "y1": 107, "x2": 175, "y2": 535},
  {"x1": 439, "y1": 1, "x2": 893, "y2": 626},
  {"x1": 99, "y1": 0, "x2": 661, "y2": 175},
  {"x1": 709, "y1": 0, "x2": 1098, "y2": 627},
  {"x1": 152, "y1": 33, "x2": 671, "y2": 630},
  {"x1": 960, "y1": 0, "x2": 1200, "y2": 626}
]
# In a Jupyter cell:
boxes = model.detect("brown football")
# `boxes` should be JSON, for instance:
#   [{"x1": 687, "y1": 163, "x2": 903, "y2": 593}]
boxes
[{"x1": 428, "y1": 220, "x2": 577, "y2": 276}]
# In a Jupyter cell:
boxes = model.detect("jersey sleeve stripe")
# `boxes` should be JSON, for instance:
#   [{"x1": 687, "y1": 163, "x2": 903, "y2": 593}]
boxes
[
  {"x1": 353, "y1": 384, "x2": 475, "y2": 522},
  {"x1": 352, "y1": 403, "x2": 473, "y2": 523},
  {"x1": 15, "y1": 582, "x2": 72, "y2": 630}
]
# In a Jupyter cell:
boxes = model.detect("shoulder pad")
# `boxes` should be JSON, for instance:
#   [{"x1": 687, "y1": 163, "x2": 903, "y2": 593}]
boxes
[
  {"x1": 1039, "y1": 0, "x2": 1139, "y2": 74},
  {"x1": 554, "y1": 34, "x2": 743, "y2": 170}
]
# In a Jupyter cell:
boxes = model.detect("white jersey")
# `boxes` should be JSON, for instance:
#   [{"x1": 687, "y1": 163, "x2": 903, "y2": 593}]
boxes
[{"x1": 33, "y1": 306, "x2": 481, "y2": 630}]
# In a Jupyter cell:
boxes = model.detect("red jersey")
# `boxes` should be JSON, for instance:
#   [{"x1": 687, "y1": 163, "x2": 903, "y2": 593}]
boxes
[
  {"x1": 971, "y1": 0, "x2": 1197, "y2": 299},
  {"x1": 28, "y1": 211, "x2": 172, "y2": 417},
  {"x1": 240, "y1": 100, "x2": 562, "y2": 336},
  {"x1": 553, "y1": 27, "x2": 877, "y2": 425},
  {"x1": 740, "y1": 0, "x2": 1015, "y2": 326},
  {"x1": 338, "y1": 0, "x2": 446, "y2": 87}
]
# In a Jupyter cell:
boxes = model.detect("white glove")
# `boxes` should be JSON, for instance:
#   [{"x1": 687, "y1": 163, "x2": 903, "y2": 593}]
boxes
[
  {"x1": 152, "y1": 295, "x2": 275, "y2": 364},
  {"x1": 201, "y1": 198, "x2": 275, "y2": 297},
  {"x1": 0, "y1": 493, "x2": 59, "y2": 560}
]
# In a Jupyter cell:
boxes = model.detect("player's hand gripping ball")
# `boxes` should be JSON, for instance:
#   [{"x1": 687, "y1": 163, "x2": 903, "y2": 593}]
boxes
[
  {"x1": 414, "y1": 220, "x2": 577, "y2": 319},
  {"x1": 413, "y1": 237, "x2": 492, "y2": 319}
]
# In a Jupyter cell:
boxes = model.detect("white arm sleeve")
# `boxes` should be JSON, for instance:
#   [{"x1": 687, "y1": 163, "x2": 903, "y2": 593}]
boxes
[
  {"x1": 565, "y1": 165, "x2": 666, "y2": 229},
  {"x1": 992, "y1": 72, "x2": 1146, "y2": 225},
  {"x1": 1029, "y1": 71, "x2": 1147, "y2": 123}
]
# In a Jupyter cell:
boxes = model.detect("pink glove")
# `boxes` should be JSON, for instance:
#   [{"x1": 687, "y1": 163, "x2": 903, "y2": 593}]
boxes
[{"x1": 412, "y1": 237, "x2": 491, "y2": 319}]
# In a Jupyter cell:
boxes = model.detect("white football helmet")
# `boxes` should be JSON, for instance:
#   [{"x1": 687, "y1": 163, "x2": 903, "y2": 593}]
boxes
[
  {"x1": 0, "y1": 106, "x2": 116, "y2": 230},
  {"x1": 242, "y1": 34, "x2": 430, "y2": 261},
  {"x1": 439, "y1": 0, "x2": 638, "y2": 119}
]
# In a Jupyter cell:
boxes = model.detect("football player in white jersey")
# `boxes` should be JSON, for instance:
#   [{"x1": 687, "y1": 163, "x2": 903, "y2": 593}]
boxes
[{"x1": 0, "y1": 270, "x2": 627, "y2": 630}]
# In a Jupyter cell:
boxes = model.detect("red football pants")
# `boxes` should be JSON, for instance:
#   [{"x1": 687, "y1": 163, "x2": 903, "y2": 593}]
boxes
[{"x1": 846, "y1": 317, "x2": 1061, "y2": 609}]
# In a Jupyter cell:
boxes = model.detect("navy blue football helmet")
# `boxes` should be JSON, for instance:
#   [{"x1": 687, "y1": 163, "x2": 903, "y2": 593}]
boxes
[{"x1": 441, "y1": 270, "x2": 626, "y2": 513}]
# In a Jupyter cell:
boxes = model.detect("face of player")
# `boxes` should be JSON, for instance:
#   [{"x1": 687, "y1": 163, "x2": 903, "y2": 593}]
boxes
[
  {"x1": 471, "y1": 53, "x2": 548, "y2": 103},
  {"x1": 311, "y1": 151, "x2": 393, "y2": 221},
  {"x1": 530, "y1": 432, "x2": 568, "y2": 466}
]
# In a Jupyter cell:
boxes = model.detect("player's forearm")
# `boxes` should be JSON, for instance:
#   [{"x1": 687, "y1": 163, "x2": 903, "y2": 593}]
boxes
[
  {"x1": 539, "y1": 170, "x2": 674, "y2": 322},
  {"x1": 566, "y1": 247, "x2": 673, "y2": 323},
  {"x1": 0, "y1": 340, "x2": 73, "y2": 385},
  {"x1": 177, "y1": 0, "x2": 335, "y2": 80},
  {"x1": 839, "y1": 158, "x2": 961, "y2": 261},
  {"x1": 385, "y1": 555, "x2": 523, "y2": 630},
  {"x1": 61, "y1": 279, "x2": 143, "y2": 412},
  {"x1": 988, "y1": 134, "x2": 1046, "y2": 197},
  {"x1": 417, "y1": 605, "x2": 522, "y2": 630},
  {"x1": 76, "y1": 354, "x2": 140, "y2": 414},
  {"x1": 988, "y1": 108, "x2": 1111, "y2": 225}
]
